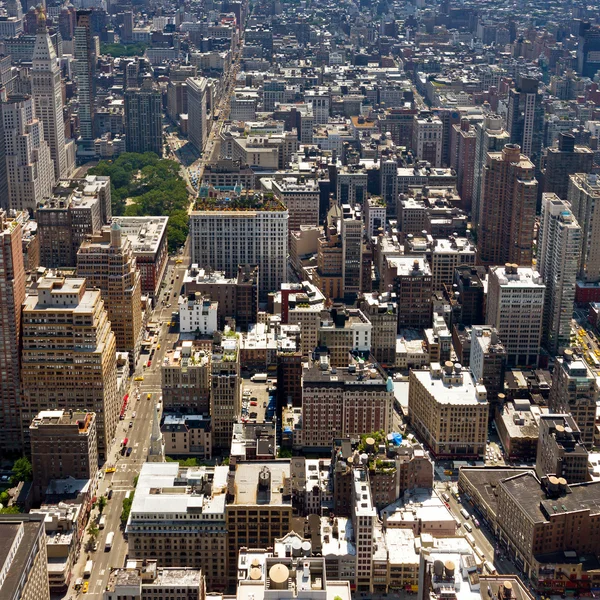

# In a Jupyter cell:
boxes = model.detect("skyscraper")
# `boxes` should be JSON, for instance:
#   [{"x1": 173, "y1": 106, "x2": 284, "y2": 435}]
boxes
[
  {"x1": 472, "y1": 114, "x2": 510, "y2": 227},
  {"x1": 506, "y1": 74, "x2": 544, "y2": 166},
  {"x1": 537, "y1": 194, "x2": 582, "y2": 354},
  {"x1": 341, "y1": 203, "x2": 362, "y2": 298},
  {"x1": 1, "y1": 94, "x2": 54, "y2": 213},
  {"x1": 577, "y1": 22, "x2": 600, "y2": 79},
  {"x1": 21, "y1": 275, "x2": 118, "y2": 459},
  {"x1": 541, "y1": 133, "x2": 594, "y2": 201},
  {"x1": 187, "y1": 77, "x2": 208, "y2": 154},
  {"x1": 478, "y1": 144, "x2": 537, "y2": 266},
  {"x1": 76, "y1": 223, "x2": 143, "y2": 368},
  {"x1": 124, "y1": 77, "x2": 163, "y2": 156},
  {"x1": 74, "y1": 10, "x2": 95, "y2": 160},
  {"x1": 0, "y1": 210, "x2": 26, "y2": 453},
  {"x1": 32, "y1": 9, "x2": 71, "y2": 181}
]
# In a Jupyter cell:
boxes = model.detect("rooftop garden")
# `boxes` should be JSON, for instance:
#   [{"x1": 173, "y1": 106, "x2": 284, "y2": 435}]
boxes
[{"x1": 194, "y1": 192, "x2": 286, "y2": 212}]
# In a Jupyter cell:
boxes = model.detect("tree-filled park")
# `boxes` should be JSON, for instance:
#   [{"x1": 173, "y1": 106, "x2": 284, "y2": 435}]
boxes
[{"x1": 88, "y1": 152, "x2": 189, "y2": 252}]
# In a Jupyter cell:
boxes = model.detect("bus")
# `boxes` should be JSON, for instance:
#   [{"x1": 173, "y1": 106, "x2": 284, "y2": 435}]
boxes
[{"x1": 105, "y1": 531, "x2": 114, "y2": 552}]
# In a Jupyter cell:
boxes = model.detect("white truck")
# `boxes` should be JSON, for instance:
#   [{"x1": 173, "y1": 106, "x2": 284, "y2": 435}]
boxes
[
  {"x1": 105, "y1": 531, "x2": 114, "y2": 552},
  {"x1": 251, "y1": 373, "x2": 267, "y2": 382},
  {"x1": 98, "y1": 514, "x2": 106, "y2": 529},
  {"x1": 84, "y1": 560, "x2": 93, "y2": 577}
]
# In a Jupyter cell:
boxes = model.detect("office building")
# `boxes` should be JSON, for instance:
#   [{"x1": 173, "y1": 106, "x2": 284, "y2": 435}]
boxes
[
  {"x1": 270, "y1": 178, "x2": 319, "y2": 233},
  {"x1": 301, "y1": 354, "x2": 393, "y2": 450},
  {"x1": 76, "y1": 223, "x2": 143, "y2": 366},
  {"x1": 21, "y1": 276, "x2": 118, "y2": 459},
  {"x1": 341, "y1": 203, "x2": 362, "y2": 298},
  {"x1": 30, "y1": 410, "x2": 98, "y2": 501},
  {"x1": 32, "y1": 10, "x2": 71, "y2": 181},
  {"x1": 541, "y1": 133, "x2": 594, "y2": 201},
  {"x1": 179, "y1": 293, "x2": 218, "y2": 335},
  {"x1": 337, "y1": 169, "x2": 367, "y2": 207},
  {"x1": 127, "y1": 462, "x2": 228, "y2": 591},
  {"x1": 506, "y1": 74, "x2": 544, "y2": 165},
  {"x1": 187, "y1": 77, "x2": 208, "y2": 154},
  {"x1": 318, "y1": 306, "x2": 372, "y2": 368},
  {"x1": 412, "y1": 115, "x2": 443, "y2": 167},
  {"x1": 452, "y1": 265, "x2": 485, "y2": 326},
  {"x1": 567, "y1": 173, "x2": 600, "y2": 283},
  {"x1": 364, "y1": 196, "x2": 386, "y2": 237},
  {"x1": 536, "y1": 414, "x2": 588, "y2": 484},
  {"x1": 37, "y1": 176, "x2": 111, "y2": 268},
  {"x1": 211, "y1": 335, "x2": 241, "y2": 449},
  {"x1": 382, "y1": 256, "x2": 432, "y2": 330},
  {"x1": 104, "y1": 562, "x2": 205, "y2": 600},
  {"x1": 549, "y1": 350, "x2": 598, "y2": 448},
  {"x1": 478, "y1": 144, "x2": 537, "y2": 266},
  {"x1": 161, "y1": 414, "x2": 212, "y2": 459},
  {"x1": 184, "y1": 264, "x2": 258, "y2": 330},
  {"x1": 125, "y1": 79, "x2": 163, "y2": 156},
  {"x1": 226, "y1": 461, "x2": 293, "y2": 583},
  {"x1": 469, "y1": 326, "x2": 506, "y2": 411},
  {"x1": 472, "y1": 114, "x2": 510, "y2": 228},
  {"x1": 315, "y1": 209, "x2": 344, "y2": 301},
  {"x1": 166, "y1": 65, "x2": 197, "y2": 123},
  {"x1": 74, "y1": 10, "x2": 95, "y2": 159},
  {"x1": 486, "y1": 265, "x2": 545, "y2": 367},
  {"x1": 162, "y1": 341, "x2": 211, "y2": 414},
  {"x1": 380, "y1": 159, "x2": 399, "y2": 217},
  {"x1": 409, "y1": 362, "x2": 488, "y2": 458},
  {"x1": 451, "y1": 119, "x2": 476, "y2": 212},
  {"x1": 358, "y1": 292, "x2": 398, "y2": 366},
  {"x1": 577, "y1": 22, "x2": 600, "y2": 78},
  {"x1": 1, "y1": 94, "x2": 54, "y2": 213},
  {"x1": 111, "y1": 216, "x2": 169, "y2": 299},
  {"x1": 0, "y1": 514, "x2": 50, "y2": 600},
  {"x1": 0, "y1": 211, "x2": 26, "y2": 453},
  {"x1": 537, "y1": 194, "x2": 582, "y2": 354},
  {"x1": 190, "y1": 192, "x2": 287, "y2": 301}
]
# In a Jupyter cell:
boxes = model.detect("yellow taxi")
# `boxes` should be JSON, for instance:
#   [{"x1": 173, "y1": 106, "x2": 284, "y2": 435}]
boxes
[
  {"x1": 157, "y1": 344, "x2": 161, "y2": 350},
  {"x1": 134, "y1": 376, "x2": 144, "y2": 381},
  {"x1": 175, "y1": 258, "x2": 183, "y2": 264},
  {"x1": 82, "y1": 581, "x2": 89, "y2": 593},
  {"x1": 147, "y1": 393, "x2": 152, "y2": 400},
  {"x1": 105, "y1": 467, "x2": 116, "y2": 473}
]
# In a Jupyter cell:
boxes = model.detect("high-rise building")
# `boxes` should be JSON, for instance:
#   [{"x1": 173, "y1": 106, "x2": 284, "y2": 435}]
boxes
[
  {"x1": 549, "y1": 349, "x2": 598, "y2": 448},
  {"x1": 341, "y1": 203, "x2": 362, "y2": 298},
  {"x1": 478, "y1": 144, "x2": 537, "y2": 266},
  {"x1": 451, "y1": 265, "x2": 486, "y2": 326},
  {"x1": 412, "y1": 115, "x2": 443, "y2": 167},
  {"x1": 472, "y1": 114, "x2": 510, "y2": 227},
  {"x1": 211, "y1": 335, "x2": 241, "y2": 449},
  {"x1": 21, "y1": 276, "x2": 118, "y2": 459},
  {"x1": 30, "y1": 410, "x2": 98, "y2": 501},
  {"x1": 1, "y1": 94, "x2": 54, "y2": 213},
  {"x1": 568, "y1": 173, "x2": 600, "y2": 283},
  {"x1": 0, "y1": 514, "x2": 51, "y2": 600},
  {"x1": 577, "y1": 22, "x2": 600, "y2": 78},
  {"x1": 76, "y1": 223, "x2": 143, "y2": 367},
  {"x1": 408, "y1": 361, "x2": 488, "y2": 458},
  {"x1": 541, "y1": 133, "x2": 594, "y2": 201},
  {"x1": 380, "y1": 159, "x2": 399, "y2": 216},
  {"x1": 451, "y1": 119, "x2": 476, "y2": 212},
  {"x1": 187, "y1": 77, "x2": 208, "y2": 154},
  {"x1": 270, "y1": 178, "x2": 319, "y2": 233},
  {"x1": 124, "y1": 78, "x2": 163, "y2": 156},
  {"x1": 358, "y1": 292, "x2": 397, "y2": 366},
  {"x1": 537, "y1": 194, "x2": 582, "y2": 354},
  {"x1": 469, "y1": 326, "x2": 506, "y2": 412},
  {"x1": 486, "y1": 265, "x2": 545, "y2": 367},
  {"x1": 0, "y1": 210, "x2": 27, "y2": 453},
  {"x1": 506, "y1": 74, "x2": 544, "y2": 166},
  {"x1": 32, "y1": 10, "x2": 71, "y2": 182},
  {"x1": 190, "y1": 193, "x2": 288, "y2": 301},
  {"x1": 74, "y1": 10, "x2": 95, "y2": 159}
]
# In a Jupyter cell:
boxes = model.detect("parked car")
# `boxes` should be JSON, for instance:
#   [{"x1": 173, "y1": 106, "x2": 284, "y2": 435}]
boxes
[{"x1": 126, "y1": 447, "x2": 132, "y2": 457}]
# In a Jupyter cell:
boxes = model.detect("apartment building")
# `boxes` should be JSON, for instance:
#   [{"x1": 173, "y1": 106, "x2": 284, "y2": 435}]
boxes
[
  {"x1": 567, "y1": 173, "x2": 600, "y2": 283},
  {"x1": 478, "y1": 144, "x2": 537, "y2": 267},
  {"x1": 301, "y1": 354, "x2": 393, "y2": 450},
  {"x1": 190, "y1": 193, "x2": 287, "y2": 300},
  {"x1": 364, "y1": 196, "x2": 386, "y2": 237},
  {"x1": 127, "y1": 463, "x2": 228, "y2": 592},
  {"x1": 352, "y1": 468, "x2": 376, "y2": 591},
  {"x1": 179, "y1": 294, "x2": 218, "y2": 335},
  {"x1": 469, "y1": 326, "x2": 507, "y2": 409},
  {"x1": 408, "y1": 362, "x2": 489, "y2": 458},
  {"x1": 226, "y1": 462, "x2": 292, "y2": 584},
  {"x1": 211, "y1": 335, "x2": 241, "y2": 449},
  {"x1": 162, "y1": 341, "x2": 211, "y2": 414},
  {"x1": 30, "y1": 410, "x2": 98, "y2": 501},
  {"x1": 161, "y1": 414, "x2": 212, "y2": 459},
  {"x1": 283, "y1": 281, "x2": 325, "y2": 357},
  {"x1": 412, "y1": 115, "x2": 443, "y2": 167},
  {"x1": 536, "y1": 414, "x2": 588, "y2": 483},
  {"x1": 548, "y1": 349, "x2": 598, "y2": 448},
  {"x1": 486, "y1": 265, "x2": 545, "y2": 367},
  {"x1": 21, "y1": 276, "x2": 118, "y2": 459},
  {"x1": 0, "y1": 514, "x2": 50, "y2": 600},
  {"x1": 76, "y1": 223, "x2": 143, "y2": 367},
  {"x1": 0, "y1": 210, "x2": 26, "y2": 453},
  {"x1": 184, "y1": 264, "x2": 259, "y2": 330}
]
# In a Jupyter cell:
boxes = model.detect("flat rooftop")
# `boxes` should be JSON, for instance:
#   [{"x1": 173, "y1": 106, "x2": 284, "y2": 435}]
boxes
[
  {"x1": 112, "y1": 217, "x2": 168, "y2": 255},
  {"x1": 232, "y1": 461, "x2": 291, "y2": 507},
  {"x1": 412, "y1": 365, "x2": 487, "y2": 405}
]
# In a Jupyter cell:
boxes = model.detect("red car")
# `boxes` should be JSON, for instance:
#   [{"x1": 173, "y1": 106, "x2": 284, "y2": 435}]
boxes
[{"x1": 147, "y1": 360, "x2": 152, "y2": 367}]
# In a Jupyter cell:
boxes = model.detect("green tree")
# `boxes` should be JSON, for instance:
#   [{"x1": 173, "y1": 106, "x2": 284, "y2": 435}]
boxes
[
  {"x1": 10, "y1": 457, "x2": 32, "y2": 486},
  {"x1": 0, "y1": 506, "x2": 20, "y2": 514},
  {"x1": 98, "y1": 495, "x2": 107, "y2": 514}
]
